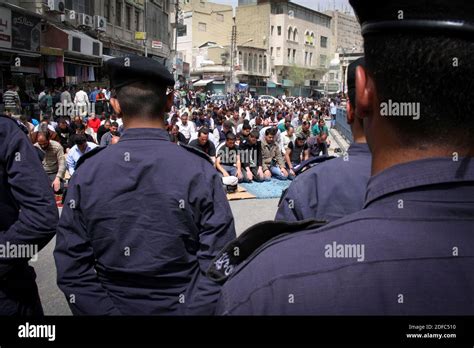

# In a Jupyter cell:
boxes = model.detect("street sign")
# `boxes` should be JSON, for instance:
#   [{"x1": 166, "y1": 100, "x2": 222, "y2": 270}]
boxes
[
  {"x1": 135, "y1": 31, "x2": 146, "y2": 40},
  {"x1": 152, "y1": 40, "x2": 162, "y2": 49}
]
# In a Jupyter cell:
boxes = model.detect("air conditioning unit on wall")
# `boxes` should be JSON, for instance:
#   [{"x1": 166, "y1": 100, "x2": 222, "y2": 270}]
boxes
[
  {"x1": 47, "y1": 0, "x2": 65, "y2": 13},
  {"x1": 94, "y1": 15, "x2": 107, "y2": 32},
  {"x1": 78, "y1": 13, "x2": 93, "y2": 29}
]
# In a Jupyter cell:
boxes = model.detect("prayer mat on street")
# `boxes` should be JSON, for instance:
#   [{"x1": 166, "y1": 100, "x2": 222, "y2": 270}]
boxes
[
  {"x1": 240, "y1": 178, "x2": 291, "y2": 199},
  {"x1": 227, "y1": 185, "x2": 256, "y2": 201}
]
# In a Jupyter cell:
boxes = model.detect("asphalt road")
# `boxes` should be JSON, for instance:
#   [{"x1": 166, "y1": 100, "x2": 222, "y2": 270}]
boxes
[{"x1": 34, "y1": 198, "x2": 280, "y2": 315}]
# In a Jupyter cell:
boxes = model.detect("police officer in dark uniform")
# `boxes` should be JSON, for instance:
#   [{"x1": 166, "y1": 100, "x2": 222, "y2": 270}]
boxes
[
  {"x1": 54, "y1": 56, "x2": 236, "y2": 315},
  {"x1": 214, "y1": 0, "x2": 474, "y2": 314},
  {"x1": 0, "y1": 115, "x2": 58, "y2": 315},
  {"x1": 275, "y1": 57, "x2": 371, "y2": 223}
]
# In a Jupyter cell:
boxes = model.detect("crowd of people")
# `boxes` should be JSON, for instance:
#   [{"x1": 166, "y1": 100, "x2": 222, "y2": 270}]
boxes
[
  {"x1": 167, "y1": 91, "x2": 339, "y2": 183},
  {"x1": 4, "y1": 83, "x2": 341, "y2": 191}
]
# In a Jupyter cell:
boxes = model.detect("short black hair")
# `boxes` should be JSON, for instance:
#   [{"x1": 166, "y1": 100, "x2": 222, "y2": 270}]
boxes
[
  {"x1": 249, "y1": 130, "x2": 259, "y2": 139},
  {"x1": 111, "y1": 122, "x2": 119, "y2": 128},
  {"x1": 242, "y1": 123, "x2": 251, "y2": 130},
  {"x1": 265, "y1": 128, "x2": 274, "y2": 136},
  {"x1": 365, "y1": 33, "x2": 474, "y2": 145},
  {"x1": 74, "y1": 134, "x2": 87, "y2": 145},
  {"x1": 116, "y1": 81, "x2": 168, "y2": 119},
  {"x1": 76, "y1": 123, "x2": 86, "y2": 131},
  {"x1": 226, "y1": 132, "x2": 236, "y2": 141},
  {"x1": 198, "y1": 128, "x2": 209, "y2": 137}
]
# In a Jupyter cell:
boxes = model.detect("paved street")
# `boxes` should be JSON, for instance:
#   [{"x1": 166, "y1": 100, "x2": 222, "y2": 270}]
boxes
[{"x1": 35, "y1": 198, "x2": 280, "y2": 315}]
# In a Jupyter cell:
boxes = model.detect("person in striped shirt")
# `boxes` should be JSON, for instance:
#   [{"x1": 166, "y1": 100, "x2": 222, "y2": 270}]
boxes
[{"x1": 3, "y1": 85, "x2": 21, "y2": 115}]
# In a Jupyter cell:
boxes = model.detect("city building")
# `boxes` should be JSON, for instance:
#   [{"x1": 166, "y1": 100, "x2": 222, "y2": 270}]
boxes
[
  {"x1": 236, "y1": 0, "x2": 332, "y2": 96},
  {"x1": 324, "y1": 9, "x2": 363, "y2": 54},
  {"x1": 320, "y1": 9, "x2": 364, "y2": 95},
  {"x1": 0, "y1": 0, "x2": 172, "y2": 95},
  {"x1": 172, "y1": 0, "x2": 233, "y2": 91}
]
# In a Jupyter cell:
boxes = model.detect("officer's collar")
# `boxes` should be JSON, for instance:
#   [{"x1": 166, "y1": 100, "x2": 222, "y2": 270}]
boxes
[
  {"x1": 119, "y1": 127, "x2": 170, "y2": 141},
  {"x1": 364, "y1": 156, "x2": 474, "y2": 208},
  {"x1": 347, "y1": 142, "x2": 371, "y2": 156}
]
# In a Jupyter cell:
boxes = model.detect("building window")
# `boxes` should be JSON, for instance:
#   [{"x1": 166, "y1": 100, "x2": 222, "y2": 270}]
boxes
[
  {"x1": 293, "y1": 28, "x2": 298, "y2": 42},
  {"x1": 126, "y1": 5, "x2": 132, "y2": 30},
  {"x1": 309, "y1": 52, "x2": 313, "y2": 66},
  {"x1": 271, "y1": 25, "x2": 274, "y2": 36},
  {"x1": 292, "y1": 49, "x2": 296, "y2": 64},
  {"x1": 259, "y1": 54, "x2": 263, "y2": 73},
  {"x1": 270, "y1": 47, "x2": 273, "y2": 57},
  {"x1": 277, "y1": 26, "x2": 281, "y2": 36},
  {"x1": 198, "y1": 22, "x2": 207, "y2": 32},
  {"x1": 287, "y1": 27, "x2": 292, "y2": 40},
  {"x1": 304, "y1": 51, "x2": 308, "y2": 65},
  {"x1": 311, "y1": 32, "x2": 315, "y2": 45},
  {"x1": 177, "y1": 25, "x2": 187, "y2": 37},
  {"x1": 72, "y1": 37, "x2": 81, "y2": 52},
  {"x1": 104, "y1": 0, "x2": 111, "y2": 22},
  {"x1": 254, "y1": 53, "x2": 257, "y2": 72},
  {"x1": 216, "y1": 13, "x2": 224, "y2": 22},
  {"x1": 320, "y1": 54, "x2": 327, "y2": 68},
  {"x1": 321, "y1": 36, "x2": 328, "y2": 48},
  {"x1": 93, "y1": 42, "x2": 100, "y2": 56},
  {"x1": 66, "y1": 0, "x2": 93, "y2": 15},
  {"x1": 263, "y1": 55, "x2": 267, "y2": 74},
  {"x1": 115, "y1": 0, "x2": 122, "y2": 27},
  {"x1": 244, "y1": 52, "x2": 248, "y2": 70},
  {"x1": 238, "y1": 51, "x2": 242, "y2": 66},
  {"x1": 276, "y1": 47, "x2": 281, "y2": 57},
  {"x1": 287, "y1": 48, "x2": 291, "y2": 63},
  {"x1": 135, "y1": 10, "x2": 140, "y2": 32},
  {"x1": 249, "y1": 53, "x2": 253, "y2": 71},
  {"x1": 329, "y1": 73, "x2": 334, "y2": 80}
]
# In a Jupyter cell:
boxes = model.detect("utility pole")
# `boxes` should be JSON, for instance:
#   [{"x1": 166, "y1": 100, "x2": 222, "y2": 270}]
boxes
[
  {"x1": 174, "y1": 0, "x2": 180, "y2": 82},
  {"x1": 144, "y1": 0, "x2": 148, "y2": 57},
  {"x1": 229, "y1": 17, "x2": 237, "y2": 93}
]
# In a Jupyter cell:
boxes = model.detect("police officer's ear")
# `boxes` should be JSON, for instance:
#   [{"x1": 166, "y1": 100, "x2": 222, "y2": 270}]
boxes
[
  {"x1": 109, "y1": 97, "x2": 122, "y2": 116},
  {"x1": 355, "y1": 65, "x2": 375, "y2": 121},
  {"x1": 346, "y1": 100, "x2": 355, "y2": 125}
]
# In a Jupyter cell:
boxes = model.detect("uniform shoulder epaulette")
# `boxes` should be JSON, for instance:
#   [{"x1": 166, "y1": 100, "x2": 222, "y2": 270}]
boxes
[
  {"x1": 207, "y1": 219, "x2": 329, "y2": 284},
  {"x1": 0, "y1": 114, "x2": 29, "y2": 135},
  {"x1": 178, "y1": 142, "x2": 213, "y2": 165},
  {"x1": 294, "y1": 155, "x2": 336, "y2": 176},
  {"x1": 75, "y1": 146, "x2": 106, "y2": 170}
]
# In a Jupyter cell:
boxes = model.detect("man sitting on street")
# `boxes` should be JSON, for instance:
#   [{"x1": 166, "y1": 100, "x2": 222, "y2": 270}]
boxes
[
  {"x1": 188, "y1": 128, "x2": 216, "y2": 163},
  {"x1": 261, "y1": 128, "x2": 288, "y2": 181},
  {"x1": 284, "y1": 133, "x2": 309, "y2": 178},
  {"x1": 100, "y1": 121, "x2": 120, "y2": 146},
  {"x1": 240, "y1": 130, "x2": 264, "y2": 183},
  {"x1": 311, "y1": 118, "x2": 330, "y2": 155},
  {"x1": 66, "y1": 134, "x2": 98, "y2": 176},
  {"x1": 216, "y1": 132, "x2": 243, "y2": 181}
]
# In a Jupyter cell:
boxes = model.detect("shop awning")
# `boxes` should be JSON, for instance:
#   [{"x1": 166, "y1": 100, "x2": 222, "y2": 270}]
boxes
[
  {"x1": 212, "y1": 80, "x2": 226, "y2": 85},
  {"x1": 0, "y1": 48, "x2": 41, "y2": 58},
  {"x1": 193, "y1": 79, "x2": 214, "y2": 87}
]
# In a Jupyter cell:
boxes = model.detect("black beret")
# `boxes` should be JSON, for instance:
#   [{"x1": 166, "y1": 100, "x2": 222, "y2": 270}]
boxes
[
  {"x1": 105, "y1": 55, "x2": 175, "y2": 90},
  {"x1": 350, "y1": 0, "x2": 474, "y2": 37}
]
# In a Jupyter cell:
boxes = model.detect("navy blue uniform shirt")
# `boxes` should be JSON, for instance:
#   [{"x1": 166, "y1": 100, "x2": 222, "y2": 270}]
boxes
[
  {"x1": 217, "y1": 157, "x2": 474, "y2": 315},
  {"x1": 54, "y1": 127, "x2": 236, "y2": 315},
  {"x1": 276, "y1": 143, "x2": 371, "y2": 222},
  {"x1": 0, "y1": 116, "x2": 58, "y2": 315}
]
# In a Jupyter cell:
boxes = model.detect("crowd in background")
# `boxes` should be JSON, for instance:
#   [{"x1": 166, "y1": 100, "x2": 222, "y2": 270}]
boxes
[{"x1": 2, "y1": 83, "x2": 342, "y2": 193}]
